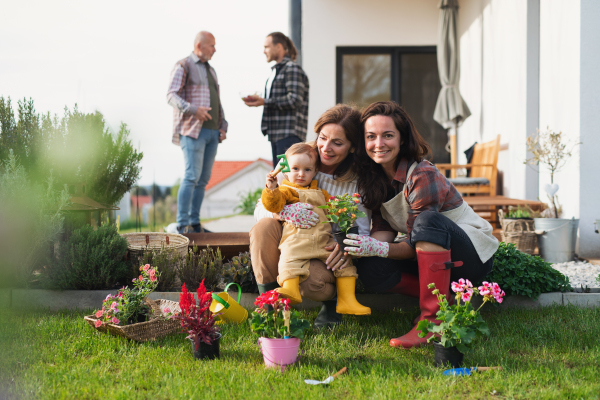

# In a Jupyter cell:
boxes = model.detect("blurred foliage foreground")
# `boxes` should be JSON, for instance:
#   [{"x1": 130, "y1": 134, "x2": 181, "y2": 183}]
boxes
[{"x1": 0, "y1": 97, "x2": 143, "y2": 288}]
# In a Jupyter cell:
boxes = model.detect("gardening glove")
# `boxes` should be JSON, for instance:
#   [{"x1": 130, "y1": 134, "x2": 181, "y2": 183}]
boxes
[
  {"x1": 279, "y1": 203, "x2": 319, "y2": 229},
  {"x1": 343, "y1": 234, "x2": 389, "y2": 258}
]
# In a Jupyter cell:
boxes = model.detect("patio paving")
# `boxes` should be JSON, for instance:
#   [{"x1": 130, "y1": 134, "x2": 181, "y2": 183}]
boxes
[{"x1": 202, "y1": 215, "x2": 256, "y2": 232}]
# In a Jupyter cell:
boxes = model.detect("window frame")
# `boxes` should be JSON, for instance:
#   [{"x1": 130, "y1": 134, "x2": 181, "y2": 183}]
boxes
[{"x1": 335, "y1": 46, "x2": 437, "y2": 105}]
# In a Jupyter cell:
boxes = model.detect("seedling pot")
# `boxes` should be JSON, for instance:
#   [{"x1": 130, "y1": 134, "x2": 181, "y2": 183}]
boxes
[
  {"x1": 190, "y1": 333, "x2": 221, "y2": 360},
  {"x1": 332, "y1": 226, "x2": 359, "y2": 247},
  {"x1": 258, "y1": 337, "x2": 303, "y2": 372},
  {"x1": 433, "y1": 342, "x2": 463, "y2": 368}
]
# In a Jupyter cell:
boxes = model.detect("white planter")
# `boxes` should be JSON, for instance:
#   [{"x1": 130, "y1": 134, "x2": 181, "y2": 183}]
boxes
[{"x1": 534, "y1": 218, "x2": 579, "y2": 263}]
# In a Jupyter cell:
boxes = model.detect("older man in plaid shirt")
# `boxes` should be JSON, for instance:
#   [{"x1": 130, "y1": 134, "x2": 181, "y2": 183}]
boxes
[
  {"x1": 167, "y1": 31, "x2": 228, "y2": 234},
  {"x1": 243, "y1": 32, "x2": 309, "y2": 167}
]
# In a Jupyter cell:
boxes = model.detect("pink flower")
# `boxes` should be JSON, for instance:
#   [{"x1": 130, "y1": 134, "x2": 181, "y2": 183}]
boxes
[
  {"x1": 132, "y1": 278, "x2": 137, "y2": 282},
  {"x1": 353, "y1": 193, "x2": 360, "y2": 197},
  {"x1": 150, "y1": 275, "x2": 157, "y2": 282},
  {"x1": 143, "y1": 264, "x2": 150, "y2": 271},
  {"x1": 139, "y1": 275, "x2": 143, "y2": 281},
  {"x1": 111, "y1": 301, "x2": 119, "y2": 310},
  {"x1": 149, "y1": 269, "x2": 156, "y2": 277},
  {"x1": 111, "y1": 317, "x2": 120, "y2": 324},
  {"x1": 95, "y1": 310, "x2": 103, "y2": 318},
  {"x1": 451, "y1": 281, "x2": 463, "y2": 293},
  {"x1": 461, "y1": 290, "x2": 473, "y2": 302},
  {"x1": 330, "y1": 196, "x2": 336, "y2": 200},
  {"x1": 94, "y1": 320, "x2": 103, "y2": 328},
  {"x1": 163, "y1": 307, "x2": 171, "y2": 314},
  {"x1": 478, "y1": 282, "x2": 492, "y2": 296}
]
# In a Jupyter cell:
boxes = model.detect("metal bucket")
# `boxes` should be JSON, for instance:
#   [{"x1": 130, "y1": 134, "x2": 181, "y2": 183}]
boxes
[{"x1": 534, "y1": 218, "x2": 579, "y2": 263}]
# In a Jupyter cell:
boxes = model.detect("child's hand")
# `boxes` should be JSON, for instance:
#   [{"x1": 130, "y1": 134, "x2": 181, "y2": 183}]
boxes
[{"x1": 266, "y1": 172, "x2": 277, "y2": 189}]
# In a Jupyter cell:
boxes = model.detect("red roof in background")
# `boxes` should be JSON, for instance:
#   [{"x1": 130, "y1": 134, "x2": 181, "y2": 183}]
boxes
[
  {"x1": 206, "y1": 159, "x2": 271, "y2": 190},
  {"x1": 131, "y1": 195, "x2": 152, "y2": 207}
]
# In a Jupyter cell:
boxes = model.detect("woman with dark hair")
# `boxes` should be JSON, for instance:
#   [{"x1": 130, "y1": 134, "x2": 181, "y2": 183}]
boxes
[
  {"x1": 344, "y1": 101, "x2": 498, "y2": 349},
  {"x1": 250, "y1": 104, "x2": 371, "y2": 329}
]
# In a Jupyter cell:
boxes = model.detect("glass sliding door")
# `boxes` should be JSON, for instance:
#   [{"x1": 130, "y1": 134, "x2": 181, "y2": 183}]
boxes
[{"x1": 337, "y1": 46, "x2": 449, "y2": 163}]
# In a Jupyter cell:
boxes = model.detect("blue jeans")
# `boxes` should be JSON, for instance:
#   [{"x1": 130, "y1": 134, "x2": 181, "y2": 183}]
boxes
[{"x1": 177, "y1": 129, "x2": 219, "y2": 226}]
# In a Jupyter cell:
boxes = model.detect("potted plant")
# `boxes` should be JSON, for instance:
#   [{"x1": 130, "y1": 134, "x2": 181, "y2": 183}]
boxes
[
  {"x1": 498, "y1": 205, "x2": 537, "y2": 255},
  {"x1": 174, "y1": 280, "x2": 221, "y2": 360},
  {"x1": 250, "y1": 290, "x2": 310, "y2": 371},
  {"x1": 525, "y1": 127, "x2": 580, "y2": 262},
  {"x1": 318, "y1": 193, "x2": 366, "y2": 245},
  {"x1": 85, "y1": 264, "x2": 180, "y2": 342},
  {"x1": 416, "y1": 280, "x2": 505, "y2": 368}
]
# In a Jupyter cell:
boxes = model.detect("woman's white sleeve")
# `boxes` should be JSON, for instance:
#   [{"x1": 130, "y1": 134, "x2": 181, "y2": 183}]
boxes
[{"x1": 254, "y1": 198, "x2": 274, "y2": 221}]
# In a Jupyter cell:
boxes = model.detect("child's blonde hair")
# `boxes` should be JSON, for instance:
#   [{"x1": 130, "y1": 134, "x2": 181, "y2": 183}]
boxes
[{"x1": 284, "y1": 143, "x2": 320, "y2": 169}]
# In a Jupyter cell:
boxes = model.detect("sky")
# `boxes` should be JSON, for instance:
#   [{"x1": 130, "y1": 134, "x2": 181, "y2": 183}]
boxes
[{"x1": 0, "y1": 0, "x2": 289, "y2": 186}]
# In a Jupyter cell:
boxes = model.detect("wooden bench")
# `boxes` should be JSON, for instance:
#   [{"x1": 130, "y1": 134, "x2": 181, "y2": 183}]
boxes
[{"x1": 184, "y1": 232, "x2": 250, "y2": 261}]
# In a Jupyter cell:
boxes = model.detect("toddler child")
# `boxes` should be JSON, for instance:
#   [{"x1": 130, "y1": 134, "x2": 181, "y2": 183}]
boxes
[{"x1": 261, "y1": 143, "x2": 370, "y2": 315}]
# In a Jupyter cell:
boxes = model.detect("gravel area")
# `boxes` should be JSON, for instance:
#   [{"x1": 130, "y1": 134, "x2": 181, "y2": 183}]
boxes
[{"x1": 552, "y1": 261, "x2": 600, "y2": 289}]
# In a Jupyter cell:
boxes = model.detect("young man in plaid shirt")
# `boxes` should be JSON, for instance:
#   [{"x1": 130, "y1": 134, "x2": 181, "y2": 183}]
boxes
[
  {"x1": 167, "y1": 31, "x2": 228, "y2": 234},
  {"x1": 243, "y1": 32, "x2": 309, "y2": 168}
]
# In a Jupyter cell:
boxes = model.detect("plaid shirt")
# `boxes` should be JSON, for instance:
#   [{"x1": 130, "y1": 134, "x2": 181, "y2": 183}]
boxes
[
  {"x1": 371, "y1": 158, "x2": 464, "y2": 236},
  {"x1": 261, "y1": 57, "x2": 309, "y2": 142},
  {"x1": 167, "y1": 53, "x2": 228, "y2": 146}
]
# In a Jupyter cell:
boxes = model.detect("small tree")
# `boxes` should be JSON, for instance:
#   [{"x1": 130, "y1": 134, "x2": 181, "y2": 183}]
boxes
[{"x1": 525, "y1": 127, "x2": 579, "y2": 218}]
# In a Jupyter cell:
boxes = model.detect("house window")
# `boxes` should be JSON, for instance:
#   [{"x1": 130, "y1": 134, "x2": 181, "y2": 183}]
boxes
[{"x1": 336, "y1": 46, "x2": 449, "y2": 163}]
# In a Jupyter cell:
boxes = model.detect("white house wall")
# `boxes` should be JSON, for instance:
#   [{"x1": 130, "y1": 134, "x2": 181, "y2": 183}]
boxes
[
  {"x1": 302, "y1": 0, "x2": 439, "y2": 140},
  {"x1": 200, "y1": 163, "x2": 271, "y2": 219},
  {"x1": 539, "y1": 0, "x2": 581, "y2": 222},
  {"x1": 458, "y1": 0, "x2": 529, "y2": 199}
]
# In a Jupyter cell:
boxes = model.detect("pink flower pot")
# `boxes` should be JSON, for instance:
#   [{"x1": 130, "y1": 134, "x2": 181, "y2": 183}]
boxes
[{"x1": 258, "y1": 337, "x2": 303, "y2": 372}]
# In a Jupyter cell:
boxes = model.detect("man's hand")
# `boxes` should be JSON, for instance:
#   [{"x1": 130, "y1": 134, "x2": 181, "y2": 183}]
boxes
[
  {"x1": 194, "y1": 106, "x2": 212, "y2": 121},
  {"x1": 218, "y1": 129, "x2": 226, "y2": 143},
  {"x1": 343, "y1": 234, "x2": 390, "y2": 258},
  {"x1": 279, "y1": 203, "x2": 319, "y2": 229},
  {"x1": 243, "y1": 95, "x2": 265, "y2": 107}
]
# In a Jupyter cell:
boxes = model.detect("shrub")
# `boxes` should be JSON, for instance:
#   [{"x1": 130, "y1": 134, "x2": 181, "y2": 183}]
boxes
[
  {"x1": 44, "y1": 224, "x2": 129, "y2": 290},
  {"x1": 178, "y1": 246, "x2": 223, "y2": 292},
  {"x1": 0, "y1": 150, "x2": 69, "y2": 287},
  {"x1": 0, "y1": 97, "x2": 143, "y2": 208},
  {"x1": 481, "y1": 242, "x2": 572, "y2": 299},
  {"x1": 134, "y1": 244, "x2": 182, "y2": 292},
  {"x1": 222, "y1": 252, "x2": 258, "y2": 293},
  {"x1": 235, "y1": 188, "x2": 262, "y2": 215}
]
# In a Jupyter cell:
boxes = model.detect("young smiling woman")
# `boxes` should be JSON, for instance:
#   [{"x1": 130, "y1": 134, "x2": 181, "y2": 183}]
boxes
[
  {"x1": 250, "y1": 104, "x2": 371, "y2": 329},
  {"x1": 348, "y1": 101, "x2": 499, "y2": 349}
]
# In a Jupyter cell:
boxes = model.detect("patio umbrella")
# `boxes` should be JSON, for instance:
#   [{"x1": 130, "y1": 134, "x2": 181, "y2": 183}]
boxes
[{"x1": 433, "y1": 0, "x2": 471, "y2": 171}]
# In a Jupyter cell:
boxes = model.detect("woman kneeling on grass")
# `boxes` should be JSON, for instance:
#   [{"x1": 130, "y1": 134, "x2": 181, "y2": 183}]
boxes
[
  {"x1": 345, "y1": 101, "x2": 499, "y2": 348},
  {"x1": 250, "y1": 104, "x2": 371, "y2": 329}
]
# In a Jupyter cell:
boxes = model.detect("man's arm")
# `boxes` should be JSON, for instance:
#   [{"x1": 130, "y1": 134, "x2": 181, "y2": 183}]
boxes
[{"x1": 166, "y1": 64, "x2": 197, "y2": 115}]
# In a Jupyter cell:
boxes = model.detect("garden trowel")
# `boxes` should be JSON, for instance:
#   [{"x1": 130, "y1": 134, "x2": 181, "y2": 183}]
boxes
[
  {"x1": 304, "y1": 367, "x2": 348, "y2": 385},
  {"x1": 442, "y1": 366, "x2": 502, "y2": 376}
]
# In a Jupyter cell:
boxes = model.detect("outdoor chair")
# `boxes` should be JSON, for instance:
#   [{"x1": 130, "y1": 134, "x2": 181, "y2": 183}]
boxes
[{"x1": 436, "y1": 135, "x2": 501, "y2": 196}]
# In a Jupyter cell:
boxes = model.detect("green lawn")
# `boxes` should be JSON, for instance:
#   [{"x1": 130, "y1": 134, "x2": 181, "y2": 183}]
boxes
[{"x1": 1, "y1": 305, "x2": 599, "y2": 399}]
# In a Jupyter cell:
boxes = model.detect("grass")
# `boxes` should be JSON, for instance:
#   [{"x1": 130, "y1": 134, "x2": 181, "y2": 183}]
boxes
[{"x1": 1, "y1": 305, "x2": 599, "y2": 399}]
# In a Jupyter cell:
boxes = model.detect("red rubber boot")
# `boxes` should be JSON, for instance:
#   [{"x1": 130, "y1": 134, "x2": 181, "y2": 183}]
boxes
[
  {"x1": 387, "y1": 273, "x2": 419, "y2": 298},
  {"x1": 389, "y1": 249, "x2": 462, "y2": 349}
]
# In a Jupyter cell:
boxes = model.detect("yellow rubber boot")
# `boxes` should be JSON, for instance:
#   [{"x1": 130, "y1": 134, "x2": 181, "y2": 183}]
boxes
[
  {"x1": 336, "y1": 277, "x2": 371, "y2": 315},
  {"x1": 276, "y1": 277, "x2": 302, "y2": 305}
]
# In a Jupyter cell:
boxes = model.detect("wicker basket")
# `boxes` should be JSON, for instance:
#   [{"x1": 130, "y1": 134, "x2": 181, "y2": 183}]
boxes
[
  {"x1": 121, "y1": 232, "x2": 189, "y2": 258},
  {"x1": 84, "y1": 299, "x2": 181, "y2": 342},
  {"x1": 498, "y1": 209, "x2": 537, "y2": 255}
]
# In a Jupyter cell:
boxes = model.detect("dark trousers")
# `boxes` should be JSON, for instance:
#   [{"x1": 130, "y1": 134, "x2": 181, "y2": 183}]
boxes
[
  {"x1": 356, "y1": 211, "x2": 494, "y2": 293},
  {"x1": 271, "y1": 136, "x2": 302, "y2": 168}
]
